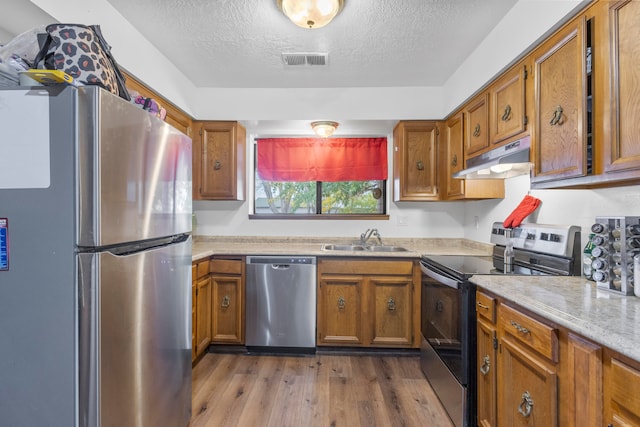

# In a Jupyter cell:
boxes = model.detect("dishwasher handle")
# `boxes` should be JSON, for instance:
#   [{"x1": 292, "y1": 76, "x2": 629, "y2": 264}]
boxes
[
  {"x1": 246, "y1": 256, "x2": 317, "y2": 265},
  {"x1": 271, "y1": 264, "x2": 291, "y2": 270}
]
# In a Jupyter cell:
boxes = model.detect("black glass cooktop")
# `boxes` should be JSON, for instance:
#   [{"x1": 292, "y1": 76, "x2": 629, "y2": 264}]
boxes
[
  {"x1": 422, "y1": 254, "x2": 551, "y2": 279},
  {"x1": 422, "y1": 255, "x2": 497, "y2": 278}
]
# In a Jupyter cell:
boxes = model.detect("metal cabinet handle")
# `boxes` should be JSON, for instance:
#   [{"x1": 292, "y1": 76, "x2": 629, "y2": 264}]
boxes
[
  {"x1": 473, "y1": 123, "x2": 481, "y2": 137},
  {"x1": 518, "y1": 391, "x2": 534, "y2": 418},
  {"x1": 387, "y1": 298, "x2": 396, "y2": 311},
  {"x1": 477, "y1": 301, "x2": 489, "y2": 310},
  {"x1": 549, "y1": 105, "x2": 563, "y2": 126},
  {"x1": 416, "y1": 160, "x2": 424, "y2": 170},
  {"x1": 510, "y1": 320, "x2": 530, "y2": 335},
  {"x1": 221, "y1": 295, "x2": 230, "y2": 308},
  {"x1": 451, "y1": 154, "x2": 458, "y2": 167},
  {"x1": 214, "y1": 160, "x2": 222, "y2": 170},
  {"x1": 501, "y1": 104, "x2": 512, "y2": 121},
  {"x1": 480, "y1": 355, "x2": 491, "y2": 375},
  {"x1": 337, "y1": 296, "x2": 345, "y2": 310}
]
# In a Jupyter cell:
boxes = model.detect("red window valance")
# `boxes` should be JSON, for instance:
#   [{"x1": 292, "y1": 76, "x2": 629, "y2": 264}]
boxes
[{"x1": 257, "y1": 137, "x2": 388, "y2": 182}]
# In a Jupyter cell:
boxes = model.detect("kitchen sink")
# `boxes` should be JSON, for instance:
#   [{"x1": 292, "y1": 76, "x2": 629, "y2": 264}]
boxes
[
  {"x1": 365, "y1": 245, "x2": 408, "y2": 252},
  {"x1": 321, "y1": 243, "x2": 408, "y2": 252},
  {"x1": 321, "y1": 244, "x2": 366, "y2": 251}
]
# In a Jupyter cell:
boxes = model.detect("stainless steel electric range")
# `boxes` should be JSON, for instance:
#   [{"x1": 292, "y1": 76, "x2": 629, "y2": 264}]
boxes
[{"x1": 419, "y1": 222, "x2": 581, "y2": 427}]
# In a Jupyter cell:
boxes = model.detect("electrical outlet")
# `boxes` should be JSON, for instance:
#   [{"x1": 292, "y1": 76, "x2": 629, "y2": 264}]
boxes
[
  {"x1": 474, "y1": 216, "x2": 480, "y2": 230},
  {"x1": 397, "y1": 215, "x2": 408, "y2": 226}
]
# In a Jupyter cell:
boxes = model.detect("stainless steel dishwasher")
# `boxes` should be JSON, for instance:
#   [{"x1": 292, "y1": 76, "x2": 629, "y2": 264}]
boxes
[{"x1": 245, "y1": 256, "x2": 317, "y2": 352}]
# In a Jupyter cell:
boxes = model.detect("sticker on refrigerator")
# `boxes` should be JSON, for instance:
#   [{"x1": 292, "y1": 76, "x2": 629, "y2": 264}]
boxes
[{"x1": 0, "y1": 218, "x2": 7, "y2": 271}]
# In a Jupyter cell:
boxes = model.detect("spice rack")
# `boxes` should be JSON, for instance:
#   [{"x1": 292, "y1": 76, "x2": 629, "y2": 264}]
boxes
[{"x1": 590, "y1": 216, "x2": 640, "y2": 295}]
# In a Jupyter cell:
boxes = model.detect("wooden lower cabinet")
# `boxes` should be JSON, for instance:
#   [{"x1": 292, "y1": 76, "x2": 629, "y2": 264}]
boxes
[
  {"x1": 477, "y1": 317, "x2": 497, "y2": 427},
  {"x1": 498, "y1": 336, "x2": 558, "y2": 426},
  {"x1": 317, "y1": 274, "x2": 365, "y2": 345},
  {"x1": 317, "y1": 258, "x2": 420, "y2": 348},
  {"x1": 191, "y1": 265, "x2": 197, "y2": 361},
  {"x1": 478, "y1": 290, "x2": 617, "y2": 427},
  {"x1": 194, "y1": 266, "x2": 212, "y2": 359},
  {"x1": 193, "y1": 259, "x2": 213, "y2": 361},
  {"x1": 210, "y1": 257, "x2": 245, "y2": 344},
  {"x1": 604, "y1": 351, "x2": 640, "y2": 426},
  {"x1": 369, "y1": 276, "x2": 413, "y2": 346}
]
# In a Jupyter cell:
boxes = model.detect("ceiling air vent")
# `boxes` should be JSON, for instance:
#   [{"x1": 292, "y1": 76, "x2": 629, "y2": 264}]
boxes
[{"x1": 282, "y1": 52, "x2": 328, "y2": 67}]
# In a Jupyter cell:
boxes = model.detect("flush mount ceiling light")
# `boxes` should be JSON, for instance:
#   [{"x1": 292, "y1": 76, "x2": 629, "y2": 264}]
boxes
[
  {"x1": 277, "y1": 0, "x2": 345, "y2": 29},
  {"x1": 311, "y1": 121, "x2": 339, "y2": 137}
]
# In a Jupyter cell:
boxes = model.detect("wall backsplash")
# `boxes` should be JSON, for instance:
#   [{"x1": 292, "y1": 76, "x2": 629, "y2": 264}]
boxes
[
  {"x1": 463, "y1": 175, "x2": 640, "y2": 245},
  {"x1": 194, "y1": 175, "x2": 640, "y2": 245}
]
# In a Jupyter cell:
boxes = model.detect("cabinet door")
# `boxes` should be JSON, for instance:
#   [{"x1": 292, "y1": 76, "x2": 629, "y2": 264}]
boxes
[
  {"x1": 477, "y1": 317, "x2": 497, "y2": 427},
  {"x1": 317, "y1": 275, "x2": 364, "y2": 345},
  {"x1": 195, "y1": 121, "x2": 246, "y2": 200},
  {"x1": 564, "y1": 334, "x2": 602, "y2": 427},
  {"x1": 393, "y1": 121, "x2": 439, "y2": 201},
  {"x1": 465, "y1": 93, "x2": 490, "y2": 157},
  {"x1": 603, "y1": 0, "x2": 640, "y2": 174},
  {"x1": 195, "y1": 276, "x2": 212, "y2": 357},
  {"x1": 532, "y1": 18, "x2": 588, "y2": 183},
  {"x1": 368, "y1": 276, "x2": 413, "y2": 346},
  {"x1": 491, "y1": 62, "x2": 527, "y2": 145},
  {"x1": 442, "y1": 114, "x2": 465, "y2": 199},
  {"x1": 606, "y1": 356, "x2": 640, "y2": 426},
  {"x1": 211, "y1": 274, "x2": 243, "y2": 344},
  {"x1": 191, "y1": 265, "x2": 197, "y2": 362},
  {"x1": 499, "y1": 336, "x2": 558, "y2": 427}
]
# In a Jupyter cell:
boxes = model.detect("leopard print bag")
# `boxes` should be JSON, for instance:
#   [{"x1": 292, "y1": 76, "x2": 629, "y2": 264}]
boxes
[{"x1": 34, "y1": 24, "x2": 130, "y2": 101}]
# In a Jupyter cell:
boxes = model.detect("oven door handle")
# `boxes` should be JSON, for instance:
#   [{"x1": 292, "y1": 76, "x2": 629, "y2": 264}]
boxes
[{"x1": 420, "y1": 262, "x2": 460, "y2": 289}]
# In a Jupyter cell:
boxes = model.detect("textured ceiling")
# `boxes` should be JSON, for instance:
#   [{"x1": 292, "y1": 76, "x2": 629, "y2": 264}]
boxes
[{"x1": 106, "y1": 0, "x2": 518, "y2": 89}]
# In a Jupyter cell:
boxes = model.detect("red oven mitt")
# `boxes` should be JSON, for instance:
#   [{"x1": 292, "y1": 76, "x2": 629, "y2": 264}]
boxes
[{"x1": 503, "y1": 195, "x2": 541, "y2": 228}]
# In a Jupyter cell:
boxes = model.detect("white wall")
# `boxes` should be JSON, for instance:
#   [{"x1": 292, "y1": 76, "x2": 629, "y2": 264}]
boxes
[
  {"x1": 464, "y1": 176, "x2": 640, "y2": 245},
  {"x1": 194, "y1": 134, "x2": 467, "y2": 238}
]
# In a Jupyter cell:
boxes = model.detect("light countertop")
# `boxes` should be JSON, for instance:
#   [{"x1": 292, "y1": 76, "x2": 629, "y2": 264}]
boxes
[
  {"x1": 191, "y1": 236, "x2": 493, "y2": 262},
  {"x1": 471, "y1": 275, "x2": 640, "y2": 362}
]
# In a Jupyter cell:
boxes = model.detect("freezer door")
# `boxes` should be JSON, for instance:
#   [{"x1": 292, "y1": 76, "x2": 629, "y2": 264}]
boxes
[
  {"x1": 76, "y1": 87, "x2": 192, "y2": 247},
  {"x1": 78, "y1": 236, "x2": 192, "y2": 427}
]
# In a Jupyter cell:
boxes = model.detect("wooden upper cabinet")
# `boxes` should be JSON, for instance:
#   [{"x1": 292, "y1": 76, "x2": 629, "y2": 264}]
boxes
[
  {"x1": 531, "y1": 17, "x2": 589, "y2": 184},
  {"x1": 602, "y1": 0, "x2": 640, "y2": 175},
  {"x1": 464, "y1": 92, "x2": 490, "y2": 157},
  {"x1": 123, "y1": 71, "x2": 193, "y2": 137},
  {"x1": 393, "y1": 121, "x2": 439, "y2": 201},
  {"x1": 194, "y1": 121, "x2": 246, "y2": 200},
  {"x1": 442, "y1": 113, "x2": 465, "y2": 199},
  {"x1": 490, "y1": 61, "x2": 528, "y2": 145}
]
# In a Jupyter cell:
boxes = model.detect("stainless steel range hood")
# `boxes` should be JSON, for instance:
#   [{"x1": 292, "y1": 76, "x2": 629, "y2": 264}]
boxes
[{"x1": 453, "y1": 136, "x2": 532, "y2": 179}]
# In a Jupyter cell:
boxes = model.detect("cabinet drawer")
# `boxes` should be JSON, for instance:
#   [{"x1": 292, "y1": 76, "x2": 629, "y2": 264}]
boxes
[
  {"x1": 498, "y1": 303, "x2": 558, "y2": 362},
  {"x1": 476, "y1": 290, "x2": 496, "y2": 323},
  {"x1": 210, "y1": 258, "x2": 242, "y2": 275},
  {"x1": 611, "y1": 358, "x2": 640, "y2": 418},
  {"x1": 191, "y1": 265, "x2": 197, "y2": 283},
  {"x1": 195, "y1": 260, "x2": 209, "y2": 279},
  {"x1": 319, "y1": 259, "x2": 413, "y2": 275}
]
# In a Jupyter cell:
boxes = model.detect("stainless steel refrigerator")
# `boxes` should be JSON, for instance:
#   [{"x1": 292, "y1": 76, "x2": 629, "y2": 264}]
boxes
[{"x1": 0, "y1": 86, "x2": 192, "y2": 426}]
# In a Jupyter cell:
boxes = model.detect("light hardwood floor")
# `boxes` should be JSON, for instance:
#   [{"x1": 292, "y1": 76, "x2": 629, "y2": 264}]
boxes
[{"x1": 190, "y1": 352, "x2": 454, "y2": 427}]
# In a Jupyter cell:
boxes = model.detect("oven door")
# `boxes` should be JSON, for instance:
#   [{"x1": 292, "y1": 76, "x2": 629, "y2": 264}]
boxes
[{"x1": 420, "y1": 260, "x2": 476, "y2": 427}]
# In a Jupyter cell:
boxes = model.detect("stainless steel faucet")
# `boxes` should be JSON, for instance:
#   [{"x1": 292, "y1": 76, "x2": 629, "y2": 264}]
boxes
[{"x1": 360, "y1": 228, "x2": 383, "y2": 245}]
